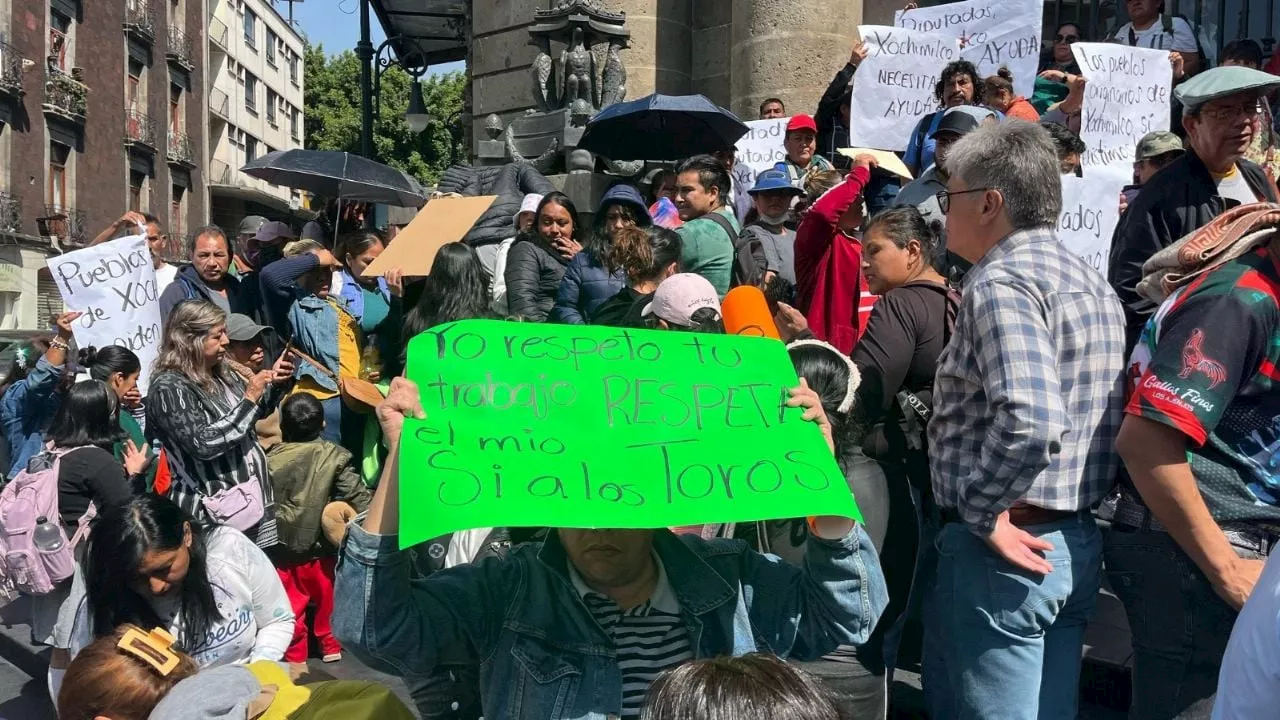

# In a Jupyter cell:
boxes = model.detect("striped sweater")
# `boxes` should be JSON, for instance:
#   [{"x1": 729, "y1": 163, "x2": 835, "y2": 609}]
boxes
[{"x1": 145, "y1": 369, "x2": 277, "y2": 548}]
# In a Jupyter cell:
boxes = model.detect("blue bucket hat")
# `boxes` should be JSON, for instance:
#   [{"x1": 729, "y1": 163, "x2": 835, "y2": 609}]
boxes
[{"x1": 749, "y1": 168, "x2": 804, "y2": 195}]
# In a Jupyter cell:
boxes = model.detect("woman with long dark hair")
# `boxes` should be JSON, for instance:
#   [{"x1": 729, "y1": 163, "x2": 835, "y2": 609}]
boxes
[
  {"x1": 38, "y1": 379, "x2": 150, "y2": 701},
  {"x1": 79, "y1": 345, "x2": 156, "y2": 484},
  {"x1": 592, "y1": 225, "x2": 683, "y2": 327},
  {"x1": 504, "y1": 192, "x2": 581, "y2": 321},
  {"x1": 0, "y1": 311, "x2": 80, "y2": 478},
  {"x1": 552, "y1": 185, "x2": 652, "y2": 324},
  {"x1": 779, "y1": 340, "x2": 892, "y2": 720},
  {"x1": 401, "y1": 242, "x2": 491, "y2": 341},
  {"x1": 64, "y1": 494, "x2": 293, "y2": 668}
]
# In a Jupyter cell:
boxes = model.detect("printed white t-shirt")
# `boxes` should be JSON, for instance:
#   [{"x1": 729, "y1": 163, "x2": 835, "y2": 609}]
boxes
[
  {"x1": 65, "y1": 526, "x2": 295, "y2": 668},
  {"x1": 1212, "y1": 553, "x2": 1280, "y2": 719},
  {"x1": 1114, "y1": 16, "x2": 1198, "y2": 53}
]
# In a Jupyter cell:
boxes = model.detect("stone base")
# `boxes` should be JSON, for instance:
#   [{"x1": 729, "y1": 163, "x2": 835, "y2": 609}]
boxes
[{"x1": 546, "y1": 171, "x2": 623, "y2": 220}]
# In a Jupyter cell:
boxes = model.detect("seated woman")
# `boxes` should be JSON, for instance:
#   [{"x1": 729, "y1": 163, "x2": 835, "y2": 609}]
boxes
[
  {"x1": 64, "y1": 494, "x2": 295, "y2": 668},
  {"x1": 146, "y1": 300, "x2": 292, "y2": 547},
  {"x1": 504, "y1": 192, "x2": 582, "y2": 321}
]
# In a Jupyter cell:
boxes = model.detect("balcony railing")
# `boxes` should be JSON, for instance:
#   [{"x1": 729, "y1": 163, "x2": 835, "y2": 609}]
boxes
[
  {"x1": 166, "y1": 27, "x2": 195, "y2": 71},
  {"x1": 210, "y1": 160, "x2": 233, "y2": 185},
  {"x1": 210, "y1": 86, "x2": 230, "y2": 119},
  {"x1": 43, "y1": 69, "x2": 87, "y2": 122},
  {"x1": 210, "y1": 16, "x2": 230, "y2": 51},
  {"x1": 123, "y1": 0, "x2": 156, "y2": 42},
  {"x1": 0, "y1": 191, "x2": 21, "y2": 234},
  {"x1": 125, "y1": 109, "x2": 157, "y2": 149},
  {"x1": 0, "y1": 40, "x2": 25, "y2": 100},
  {"x1": 167, "y1": 130, "x2": 195, "y2": 166},
  {"x1": 39, "y1": 205, "x2": 88, "y2": 247}
]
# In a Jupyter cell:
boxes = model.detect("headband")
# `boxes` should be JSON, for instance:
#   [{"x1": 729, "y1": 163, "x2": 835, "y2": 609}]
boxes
[
  {"x1": 786, "y1": 338, "x2": 862, "y2": 415},
  {"x1": 118, "y1": 625, "x2": 183, "y2": 676}
]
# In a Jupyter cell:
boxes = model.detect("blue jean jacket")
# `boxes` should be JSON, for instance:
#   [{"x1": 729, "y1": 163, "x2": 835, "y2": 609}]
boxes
[
  {"x1": 333, "y1": 524, "x2": 887, "y2": 720},
  {"x1": 0, "y1": 357, "x2": 63, "y2": 478},
  {"x1": 288, "y1": 294, "x2": 354, "y2": 393}
]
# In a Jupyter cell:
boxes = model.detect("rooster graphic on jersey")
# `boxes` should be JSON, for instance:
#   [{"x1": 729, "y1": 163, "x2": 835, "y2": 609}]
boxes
[{"x1": 1179, "y1": 328, "x2": 1227, "y2": 389}]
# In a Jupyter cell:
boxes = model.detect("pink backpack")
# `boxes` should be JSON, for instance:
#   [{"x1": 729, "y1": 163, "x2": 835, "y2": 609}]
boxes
[{"x1": 0, "y1": 446, "x2": 96, "y2": 599}]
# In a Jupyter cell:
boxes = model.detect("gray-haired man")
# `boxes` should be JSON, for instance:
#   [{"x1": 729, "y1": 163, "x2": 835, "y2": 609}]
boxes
[{"x1": 926, "y1": 120, "x2": 1127, "y2": 719}]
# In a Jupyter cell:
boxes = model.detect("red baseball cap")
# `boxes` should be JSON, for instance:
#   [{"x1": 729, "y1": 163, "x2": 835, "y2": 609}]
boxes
[{"x1": 786, "y1": 114, "x2": 818, "y2": 133}]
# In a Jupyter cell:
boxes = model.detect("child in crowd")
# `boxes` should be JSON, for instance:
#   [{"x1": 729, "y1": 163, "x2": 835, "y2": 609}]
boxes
[{"x1": 267, "y1": 393, "x2": 372, "y2": 663}]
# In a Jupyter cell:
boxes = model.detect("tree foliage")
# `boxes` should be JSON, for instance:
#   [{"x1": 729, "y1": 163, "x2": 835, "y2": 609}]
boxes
[{"x1": 303, "y1": 43, "x2": 466, "y2": 186}]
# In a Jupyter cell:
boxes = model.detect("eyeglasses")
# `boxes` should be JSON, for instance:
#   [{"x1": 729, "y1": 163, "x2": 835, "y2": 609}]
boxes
[
  {"x1": 935, "y1": 188, "x2": 992, "y2": 214},
  {"x1": 1199, "y1": 101, "x2": 1264, "y2": 122},
  {"x1": 1055, "y1": 34, "x2": 1079, "y2": 42}
]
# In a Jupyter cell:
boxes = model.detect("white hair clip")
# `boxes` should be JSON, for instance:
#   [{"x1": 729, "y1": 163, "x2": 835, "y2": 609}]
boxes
[
  {"x1": 785, "y1": 339, "x2": 861, "y2": 415},
  {"x1": 13, "y1": 346, "x2": 27, "y2": 368}
]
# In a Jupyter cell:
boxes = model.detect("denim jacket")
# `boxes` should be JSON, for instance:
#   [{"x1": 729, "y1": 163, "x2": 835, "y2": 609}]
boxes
[
  {"x1": 332, "y1": 523, "x2": 887, "y2": 720},
  {"x1": 0, "y1": 357, "x2": 63, "y2": 478},
  {"x1": 288, "y1": 295, "x2": 359, "y2": 393}
]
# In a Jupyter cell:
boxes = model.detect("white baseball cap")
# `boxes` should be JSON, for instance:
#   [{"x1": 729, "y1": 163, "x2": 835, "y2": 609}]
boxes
[{"x1": 642, "y1": 273, "x2": 722, "y2": 327}]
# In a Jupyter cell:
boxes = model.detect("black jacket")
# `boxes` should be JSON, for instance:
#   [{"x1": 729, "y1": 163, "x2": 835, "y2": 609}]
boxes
[
  {"x1": 158, "y1": 265, "x2": 255, "y2": 324},
  {"x1": 1108, "y1": 151, "x2": 1279, "y2": 353},
  {"x1": 816, "y1": 62, "x2": 857, "y2": 171},
  {"x1": 503, "y1": 233, "x2": 569, "y2": 321}
]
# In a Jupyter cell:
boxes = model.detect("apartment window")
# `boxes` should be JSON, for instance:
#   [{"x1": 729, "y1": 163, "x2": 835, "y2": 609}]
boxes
[
  {"x1": 170, "y1": 84, "x2": 182, "y2": 134},
  {"x1": 245, "y1": 134, "x2": 258, "y2": 162},
  {"x1": 49, "y1": 11, "x2": 71, "y2": 72},
  {"x1": 266, "y1": 28, "x2": 277, "y2": 65},
  {"x1": 48, "y1": 141, "x2": 70, "y2": 209},
  {"x1": 290, "y1": 107, "x2": 300, "y2": 142},
  {"x1": 266, "y1": 89, "x2": 277, "y2": 126},
  {"x1": 127, "y1": 60, "x2": 144, "y2": 111},
  {"x1": 129, "y1": 170, "x2": 146, "y2": 212},
  {"x1": 244, "y1": 9, "x2": 256, "y2": 49},
  {"x1": 288, "y1": 52, "x2": 298, "y2": 86},
  {"x1": 171, "y1": 185, "x2": 185, "y2": 243},
  {"x1": 244, "y1": 73, "x2": 257, "y2": 114}
]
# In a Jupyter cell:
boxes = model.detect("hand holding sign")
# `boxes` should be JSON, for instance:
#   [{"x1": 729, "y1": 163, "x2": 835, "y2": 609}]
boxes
[{"x1": 396, "y1": 320, "x2": 860, "y2": 549}]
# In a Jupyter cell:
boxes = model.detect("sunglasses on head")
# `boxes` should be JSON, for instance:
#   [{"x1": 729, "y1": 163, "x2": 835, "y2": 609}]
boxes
[{"x1": 1056, "y1": 34, "x2": 1079, "y2": 42}]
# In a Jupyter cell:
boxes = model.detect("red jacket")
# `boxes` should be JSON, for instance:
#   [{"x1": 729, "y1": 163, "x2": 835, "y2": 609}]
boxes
[{"x1": 794, "y1": 166, "x2": 877, "y2": 355}]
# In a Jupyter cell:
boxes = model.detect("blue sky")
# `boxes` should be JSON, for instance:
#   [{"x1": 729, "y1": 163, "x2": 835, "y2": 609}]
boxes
[{"x1": 282, "y1": 0, "x2": 464, "y2": 75}]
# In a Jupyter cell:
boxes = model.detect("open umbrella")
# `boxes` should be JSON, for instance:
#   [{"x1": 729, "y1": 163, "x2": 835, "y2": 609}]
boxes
[
  {"x1": 241, "y1": 149, "x2": 426, "y2": 207},
  {"x1": 577, "y1": 94, "x2": 750, "y2": 161}
]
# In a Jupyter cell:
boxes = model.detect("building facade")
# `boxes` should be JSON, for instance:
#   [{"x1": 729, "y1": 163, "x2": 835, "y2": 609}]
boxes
[
  {"x1": 206, "y1": 0, "x2": 306, "y2": 232},
  {"x1": 0, "y1": 0, "x2": 207, "y2": 329}
]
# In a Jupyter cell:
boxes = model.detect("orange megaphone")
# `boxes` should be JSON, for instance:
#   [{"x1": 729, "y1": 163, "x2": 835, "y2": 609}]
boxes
[{"x1": 722, "y1": 286, "x2": 781, "y2": 340}]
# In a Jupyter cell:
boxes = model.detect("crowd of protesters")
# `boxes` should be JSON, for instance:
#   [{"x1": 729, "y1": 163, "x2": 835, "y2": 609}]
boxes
[{"x1": 3, "y1": 10, "x2": 1280, "y2": 720}]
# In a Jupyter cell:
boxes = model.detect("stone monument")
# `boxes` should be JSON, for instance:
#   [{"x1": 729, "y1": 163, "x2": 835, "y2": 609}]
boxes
[{"x1": 476, "y1": 0, "x2": 639, "y2": 184}]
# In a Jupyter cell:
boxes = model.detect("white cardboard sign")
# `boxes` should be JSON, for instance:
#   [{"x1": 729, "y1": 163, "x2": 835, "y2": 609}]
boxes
[
  {"x1": 46, "y1": 235, "x2": 162, "y2": 392},
  {"x1": 895, "y1": 0, "x2": 1044, "y2": 97},
  {"x1": 849, "y1": 25, "x2": 960, "y2": 152},
  {"x1": 1056, "y1": 168, "x2": 1130, "y2": 274},
  {"x1": 1071, "y1": 42, "x2": 1172, "y2": 170},
  {"x1": 732, "y1": 117, "x2": 791, "y2": 218}
]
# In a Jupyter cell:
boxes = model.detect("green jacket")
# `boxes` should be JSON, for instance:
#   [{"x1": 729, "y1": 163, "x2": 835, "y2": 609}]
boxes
[
  {"x1": 115, "y1": 410, "x2": 157, "y2": 490},
  {"x1": 267, "y1": 439, "x2": 372, "y2": 556},
  {"x1": 677, "y1": 207, "x2": 739, "y2": 297}
]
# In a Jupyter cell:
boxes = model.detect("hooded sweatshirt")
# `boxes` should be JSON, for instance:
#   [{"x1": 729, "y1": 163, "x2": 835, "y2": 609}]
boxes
[{"x1": 552, "y1": 185, "x2": 653, "y2": 324}]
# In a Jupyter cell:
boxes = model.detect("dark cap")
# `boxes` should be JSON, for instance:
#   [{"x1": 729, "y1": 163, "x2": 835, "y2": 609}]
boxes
[
  {"x1": 225, "y1": 314, "x2": 270, "y2": 342},
  {"x1": 930, "y1": 108, "x2": 983, "y2": 140},
  {"x1": 237, "y1": 215, "x2": 267, "y2": 236}
]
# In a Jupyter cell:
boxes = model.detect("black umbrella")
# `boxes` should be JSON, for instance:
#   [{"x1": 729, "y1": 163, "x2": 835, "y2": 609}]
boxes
[
  {"x1": 577, "y1": 94, "x2": 750, "y2": 161},
  {"x1": 240, "y1": 149, "x2": 426, "y2": 207}
]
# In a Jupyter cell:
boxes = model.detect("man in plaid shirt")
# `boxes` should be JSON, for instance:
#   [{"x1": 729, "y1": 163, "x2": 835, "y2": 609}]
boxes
[{"x1": 924, "y1": 122, "x2": 1127, "y2": 719}]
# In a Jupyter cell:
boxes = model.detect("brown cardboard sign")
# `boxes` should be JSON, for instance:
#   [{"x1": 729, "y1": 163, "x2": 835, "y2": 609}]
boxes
[{"x1": 361, "y1": 195, "x2": 497, "y2": 277}]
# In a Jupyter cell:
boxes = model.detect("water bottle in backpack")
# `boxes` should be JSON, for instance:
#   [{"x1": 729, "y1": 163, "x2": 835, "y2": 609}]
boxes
[{"x1": 0, "y1": 447, "x2": 95, "y2": 600}]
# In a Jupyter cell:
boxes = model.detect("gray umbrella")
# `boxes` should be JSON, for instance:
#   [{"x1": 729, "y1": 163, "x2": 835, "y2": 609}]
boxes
[{"x1": 240, "y1": 149, "x2": 426, "y2": 207}]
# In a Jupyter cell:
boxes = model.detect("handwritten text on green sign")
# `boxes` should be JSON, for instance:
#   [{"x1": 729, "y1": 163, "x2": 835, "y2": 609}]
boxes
[{"x1": 399, "y1": 320, "x2": 859, "y2": 549}]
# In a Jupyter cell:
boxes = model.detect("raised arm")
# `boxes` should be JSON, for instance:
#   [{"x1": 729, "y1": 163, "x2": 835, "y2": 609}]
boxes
[{"x1": 333, "y1": 378, "x2": 510, "y2": 676}]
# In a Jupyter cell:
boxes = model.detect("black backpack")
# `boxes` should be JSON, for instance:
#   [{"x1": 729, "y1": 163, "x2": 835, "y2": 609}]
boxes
[{"x1": 706, "y1": 212, "x2": 771, "y2": 288}]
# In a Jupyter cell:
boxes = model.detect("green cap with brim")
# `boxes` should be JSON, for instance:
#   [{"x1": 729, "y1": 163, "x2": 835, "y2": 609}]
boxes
[
  {"x1": 1174, "y1": 66, "x2": 1280, "y2": 112},
  {"x1": 1134, "y1": 131, "x2": 1184, "y2": 160}
]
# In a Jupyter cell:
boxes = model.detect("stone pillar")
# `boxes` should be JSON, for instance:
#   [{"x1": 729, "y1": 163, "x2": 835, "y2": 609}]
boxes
[
  {"x1": 469, "y1": 0, "x2": 547, "y2": 157},
  {"x1": 729, "y1": 0, "x2": 864, "y2": 120},
  {"x1": 596, "y1": 0, "x2": 692, "y2": 99}
]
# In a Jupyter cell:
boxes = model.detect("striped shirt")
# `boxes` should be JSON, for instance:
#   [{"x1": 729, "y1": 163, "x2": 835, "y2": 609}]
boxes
[{"x1": 569, "y1": 557, "x2": 693, "y2": 718}]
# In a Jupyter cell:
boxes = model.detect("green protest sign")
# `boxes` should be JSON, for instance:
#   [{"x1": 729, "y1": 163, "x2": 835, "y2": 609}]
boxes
[{"x1": 398, "y1": 319, "x2": 860, "y2": 549}]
